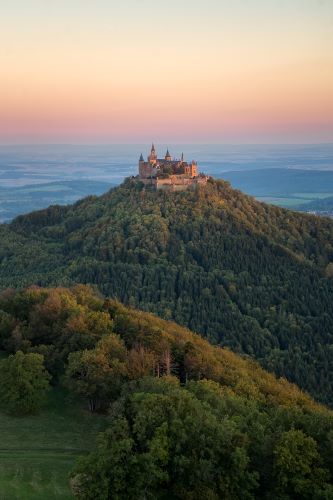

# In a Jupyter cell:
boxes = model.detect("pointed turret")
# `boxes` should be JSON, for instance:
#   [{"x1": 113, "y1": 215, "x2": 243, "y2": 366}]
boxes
[
  {"x1": 165, "y1": 148, "x2": 172, "y2": 161},
  {"x1": 181, "y1": 152, "x2": 184, "y2": 162},
  {"x1": 148, "y1": 142, "x2": 157, "y2": 164},
  {"x1": 139, "y1": 153, "x2": 144, "y2": 162}
]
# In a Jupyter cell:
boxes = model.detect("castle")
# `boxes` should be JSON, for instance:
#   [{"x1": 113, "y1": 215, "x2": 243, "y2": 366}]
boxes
[{"x1": 137, "y1": 144, "x2": 209, "y2": 191}]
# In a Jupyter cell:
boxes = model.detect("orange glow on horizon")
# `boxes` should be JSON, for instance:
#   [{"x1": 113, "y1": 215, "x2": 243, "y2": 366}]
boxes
[{"x1": 1, "y1": 1, "x2": 332, "y2": 143}]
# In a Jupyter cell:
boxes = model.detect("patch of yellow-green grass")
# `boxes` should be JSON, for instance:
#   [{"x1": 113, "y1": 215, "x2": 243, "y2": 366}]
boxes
[
  {"x1": 256, "y1": 196, "x2": 310, "y2": 207},
  {"x1": 0, "y1": 388, "x2": 108, "y2": 499},
  {"x1": 293, "y1": 192, "x2": 333, "y2": 199}
]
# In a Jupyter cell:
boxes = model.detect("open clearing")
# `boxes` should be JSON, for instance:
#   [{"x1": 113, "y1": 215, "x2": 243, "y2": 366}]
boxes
[{"x1": 0, "y1": 389, "x2": 108, "y2": 499}]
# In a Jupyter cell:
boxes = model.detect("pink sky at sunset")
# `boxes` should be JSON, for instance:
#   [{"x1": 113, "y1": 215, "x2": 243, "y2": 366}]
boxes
[{"x1": 1, "y1": 0, "x2": 333, "y2": 144}]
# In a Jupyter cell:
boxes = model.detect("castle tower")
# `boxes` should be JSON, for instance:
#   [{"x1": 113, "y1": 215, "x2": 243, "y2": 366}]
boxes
[
  {"x1": 165, "y1": 148, "x2": 172, "y2": 161},
  {"x1": 148, "y1": 143, "x2": 157, "y2": 165},
  {"x1": 139, "y1": 153, "x2": 145, "y2": 177},
  {"x1": 190, "y1": 160, "x2": 198, "y2": 177}
]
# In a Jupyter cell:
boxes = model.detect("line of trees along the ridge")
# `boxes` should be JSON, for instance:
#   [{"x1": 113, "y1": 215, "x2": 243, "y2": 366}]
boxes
[
  {"x1": 0, "y1": 179, "x2": 332, "y2": 405},
  {"x1": 0, "y1": 285, "x2": 333, "y2": 499}
]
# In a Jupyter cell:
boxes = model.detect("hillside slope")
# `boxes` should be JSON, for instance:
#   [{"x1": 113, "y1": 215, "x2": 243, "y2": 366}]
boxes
[
  {"x1": 1, "y1": 286, "x2": 332, "y2": 498},
  {"x1": 0, "y1": 285, "x2": 323, "y2": 412},
  {"x1": 0, "y1": 179, "x2": 333, "y2": 404}
]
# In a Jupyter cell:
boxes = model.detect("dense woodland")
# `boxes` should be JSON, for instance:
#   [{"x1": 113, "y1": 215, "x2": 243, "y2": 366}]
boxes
[
  {"x1": 0, "y1": 285, "x2": 332, "y2": 499},
  {"x1": 0, "y1": 179, "x2": 333, "y2": 406}
]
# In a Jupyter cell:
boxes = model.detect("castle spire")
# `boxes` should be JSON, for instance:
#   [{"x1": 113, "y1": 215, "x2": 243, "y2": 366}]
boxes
[
  {"x1": 181, "y1": 152, "x2": 184, "y2": 162},
  {"x1": 139, "y1": 153, "x2": 144, "y2": 162},
  {"x1": 165, "y1": 148, "x2": 172, "y2": 161},
  {"x1": 148, "y1": 142, "x2": 157, "y2": 164}
]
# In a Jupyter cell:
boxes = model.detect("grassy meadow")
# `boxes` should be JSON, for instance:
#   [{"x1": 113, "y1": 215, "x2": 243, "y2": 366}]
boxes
[
  {"x1": 0, "y1": 389, "x2": 108, "y2": 499},
  {"x1": 256, "y1": 192, "x2": 333, "y2": 207}
]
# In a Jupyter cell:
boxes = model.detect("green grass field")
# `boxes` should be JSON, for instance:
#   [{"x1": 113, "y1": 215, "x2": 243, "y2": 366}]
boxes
[
  {"x1": 256, "y1": 196, "x2": 310, "y2": 207},
  {"x1": 256, "y1": 192, "x2": 333, "y2": 208},
  {"x1": 0, "y1": 389, "x2": 108, "y2": 499}
]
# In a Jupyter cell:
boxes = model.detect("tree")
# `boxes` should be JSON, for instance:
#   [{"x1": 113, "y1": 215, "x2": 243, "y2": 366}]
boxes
[
  {"x1": 325, "y1": 262, "x2": 333, "y2": 278},
  {"x1": 126, "y1": 345, "x2": 157, "y2": 380},
  {"x1": 65, "y1": 334, "x2": 127, "y2": 411},
  {"x1": 273, "y1": 429, "x2": 330, "y2": 498},
  {"x1": 71, "y1": 377, "x2": 258, "y2": 499},
  {"x1": 0, "y1": 351, "x2": 50, "y2": 415}
]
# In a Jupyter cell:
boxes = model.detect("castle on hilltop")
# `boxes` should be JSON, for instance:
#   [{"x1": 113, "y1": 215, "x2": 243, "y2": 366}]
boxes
[{"x1": 137, "y1": 144, "x2": 209, "y2": 191}]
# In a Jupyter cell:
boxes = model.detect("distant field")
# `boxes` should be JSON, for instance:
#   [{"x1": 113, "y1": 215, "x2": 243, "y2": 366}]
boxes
[
  {"x1": 256, "y1": 193, "x2": 333, "y2": 208},
  {"x1": 0, "y1": 389, "x2": 108, "y2": 499},
  {"x1": 0, "y1": 145, "x2": 332, "y2": 218},
  {"x1": 293, "y1": 192, "x2": 333, "y2": 199},
  {"x1": 256, "y1": 196, "x2": 310, "y2": 207},
  {"x1": 222, "y1": 169, "x2": 333, "y2": 209},
  {"x1": 0, "y1": 180, "x2": 113, "y2": 222},
  {"x1": 222, "y1": 169, "x2": 333, "y2": 196}
]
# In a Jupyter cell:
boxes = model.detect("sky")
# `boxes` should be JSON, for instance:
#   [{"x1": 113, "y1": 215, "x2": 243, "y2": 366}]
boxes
[{"x1": 0, "y1": 0, "x2": 333, "y2": 144}]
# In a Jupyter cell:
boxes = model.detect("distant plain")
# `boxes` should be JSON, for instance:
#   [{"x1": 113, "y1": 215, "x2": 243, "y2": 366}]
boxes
[{"x1": 0, "y1": 144, "x2": 332, "y2": 221}]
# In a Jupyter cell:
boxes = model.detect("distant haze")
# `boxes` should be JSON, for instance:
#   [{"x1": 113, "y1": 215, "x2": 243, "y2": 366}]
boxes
[
  {"x1": 1, "y1": 143, "x2": 332, "y2": 186},
  {"x1": 1, "y1": 1, "x2": 333, "y2": 144},
  {"x1": 0, "y1": 143, "x2": 332, "y2": 220}
]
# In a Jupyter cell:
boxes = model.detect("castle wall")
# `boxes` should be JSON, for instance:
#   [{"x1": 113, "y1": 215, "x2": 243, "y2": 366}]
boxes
[
  {"x1": 156, "y1": 175, "x2": 208, "y2": 191},
  {"x1": 139, "y1": 163, "x2": 157, "y2": 178}
]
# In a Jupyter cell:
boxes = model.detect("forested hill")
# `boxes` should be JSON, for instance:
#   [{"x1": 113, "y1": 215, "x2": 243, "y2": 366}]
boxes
[
  {"x1": 0, "y1": 178, "x2": 333, "y2": 404},
  {"x1": 1, "y1": 286, "x2": 333, "y2": 498}
]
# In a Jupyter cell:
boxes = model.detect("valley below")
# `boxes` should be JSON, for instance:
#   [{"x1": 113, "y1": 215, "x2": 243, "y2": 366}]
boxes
[{"x1": 1, "y1": 143, "x2": 332, "y2": 220}]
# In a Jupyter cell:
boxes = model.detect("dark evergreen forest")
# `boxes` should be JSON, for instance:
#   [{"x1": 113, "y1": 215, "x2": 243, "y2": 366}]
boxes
[{"x1": 0, "y1": 179, "x2": 332, "y2": 404}]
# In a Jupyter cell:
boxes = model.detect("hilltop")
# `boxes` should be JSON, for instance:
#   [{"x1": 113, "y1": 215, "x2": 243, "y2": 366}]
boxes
[{"x1": 0, "y1": 179, "x2": 333, "y2": 404}]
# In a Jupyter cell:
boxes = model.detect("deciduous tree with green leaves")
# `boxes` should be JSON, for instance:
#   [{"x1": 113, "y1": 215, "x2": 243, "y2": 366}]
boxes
[
  {"x1": 273, "y1": 429, "x2": 330, "y2": 498},
  {"x1": 65, "y1": 334, "x2": 127, "y2": 411},
  {"x1": 0, "y1": 351, "x2": 50, "y2": 415},
  {"x1": 71, "y1": 377, "x2": 259, "y2": 499}
]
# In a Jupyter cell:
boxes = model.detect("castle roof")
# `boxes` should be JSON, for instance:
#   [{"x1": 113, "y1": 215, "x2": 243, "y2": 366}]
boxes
[{"x1": 157, "y1": 158, "x2": 188, "y2": 165}]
